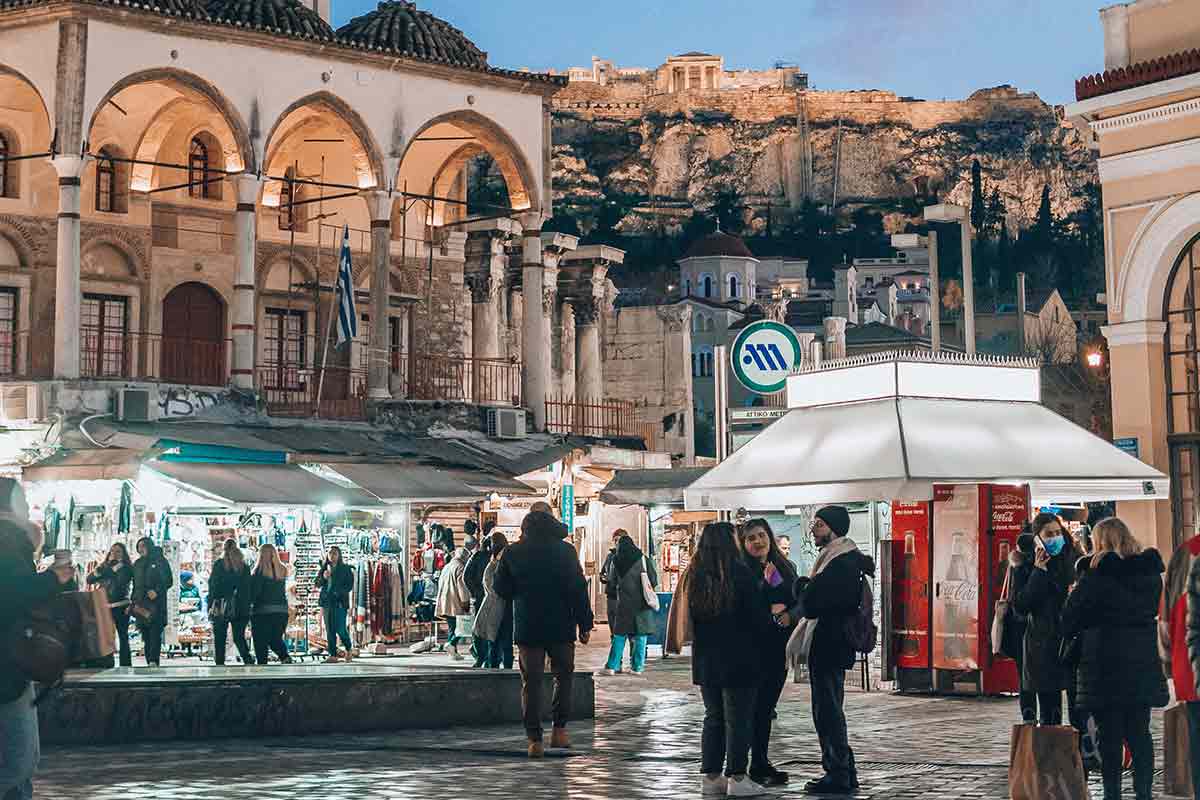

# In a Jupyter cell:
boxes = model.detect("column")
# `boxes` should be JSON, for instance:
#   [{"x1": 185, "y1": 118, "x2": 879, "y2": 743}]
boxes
[
  {"x1": 365, "y1": 190, "x2": 394, "y2": 400},
  {"x1": 559, "y1": 301, "x2": 576, "y2": 403},
  {"x1": 52, "y1": 156, "x2": 83, "y2": 379},
  {"x1": 520, "y1": 217, "x2": 548, "y2": 429},
  {"x1": 231, "y1": 174, "x2": 261, "y2": 389},
  {"x1": 575, "y1": 298, "x2": 602, "y2": 403}
]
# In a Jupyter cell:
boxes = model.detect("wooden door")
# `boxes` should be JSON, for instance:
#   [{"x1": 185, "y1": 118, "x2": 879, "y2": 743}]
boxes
[{"x1": 161, "y1": 282, "x2": 225, "y2": 385}]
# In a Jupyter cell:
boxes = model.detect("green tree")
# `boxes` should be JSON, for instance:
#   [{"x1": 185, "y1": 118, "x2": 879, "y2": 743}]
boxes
[
  {"x1": 970, "y1": 159, "x2": 986, "y2": 234},
  {"x1": 1033, "y1": 184, "x2": 1054, "y2": 249}
]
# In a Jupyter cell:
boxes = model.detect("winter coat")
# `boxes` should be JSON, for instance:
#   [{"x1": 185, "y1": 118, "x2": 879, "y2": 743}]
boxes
[
  {"x1": 691, "y1": 559, "x2": 774, "y2": 689},
  {"x1": 493, "y1": 511, "x2": 594, "y2": 647},
  {"x1": 606, "y1": 556, "x2": 659, "y2": 637},
  {"x1": 1186, "y1": 554, "x2": 1200, "y2": 694},
  {"x1": 755, "y1": 557, "x2": 801, "y2": 674},
  {"x1": 1011, "y1": 533, "x2": 1079, "y2": 692},
  {"x1": 435, "y1": 549, "x2": 471, "y2": 618},
  {"x1": 464, "y1": 549, "x2": 489, "y2": 607},
  {"x1": 131, "y1": 543, "x2": 173, "y2": 629},
  {"x1": 797, "y1": 546, "x2": 876, "y2": 672},
  {"x1": 208, "y1": 559, "x2": 252, "y2": 619},
  {"x1": 315, "y1": 561, "x2": 354, "y2": 610},
  {"x1": 0, "y1": 521, "x2": 61, "y2": 704},
  {"x1": 1061, "y1": 549, "x2": 1169, "y2": 711},
  {"x1": 248, "y1": 572, "x2": 288, "y2": 616},
  {"x1": 474, "y1": 559, "x2": 513, "y2": 643},
  {"x1": 1162, "y1": 535, "x2": 1200, "y2": 703},
  {"x1": 87, "y1": 560, "x2": 133, "y2": 605}
]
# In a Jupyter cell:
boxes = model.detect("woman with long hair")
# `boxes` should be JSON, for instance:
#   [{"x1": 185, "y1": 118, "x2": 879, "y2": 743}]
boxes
[
  {"x1": 249, "y1": 544, "x2": 292, "y2": 665},
  {"x1": 315, "y1": 545, "x2": 355, "y2": 663},
  {"x1": 1062, "y1": 518, "x2": 1167, "y2": 800},
  {"x1": 209, "y1": 539, "x2": 253, "y2": 665},
  {"x1": 737, "y1": 519, "x2": 800, "y2": 787},
  {"x1": 87, "y1": 542, "x2": 134, "y2": 666},
  {"x1": 131, "y1": 536, "x2": 172, "y2": 667},
  {"x1": 688, "y1": 521, "x2": 774, "y2": 797},
  {"x1": 603, "y1": 532, "x2": 658, "y2": 676},
  {"x1": 474, "y1": 531, "x2": 514, "y2": 669}
]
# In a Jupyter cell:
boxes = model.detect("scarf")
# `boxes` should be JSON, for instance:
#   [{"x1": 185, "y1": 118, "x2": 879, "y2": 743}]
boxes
[{"x1": 786, "y1": 536, "x2": 859, "y2": 676}]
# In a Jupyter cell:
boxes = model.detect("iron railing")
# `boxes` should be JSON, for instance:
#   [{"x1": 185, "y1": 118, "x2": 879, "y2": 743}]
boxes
[
  {"x1": 545, "y1": 395, "x2": 645, "y2": 440},
  {"x1": 80, "y1": 329, "x2": 231, "y2": 386}
]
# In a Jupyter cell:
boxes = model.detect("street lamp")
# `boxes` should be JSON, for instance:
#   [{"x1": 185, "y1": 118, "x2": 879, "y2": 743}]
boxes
[
  {"x1": 924, "y1": 203, "x2": 976, "y2": 355},
  {"x1": 1086, "y1": 351, "x2": 1104, "y2": 369}
]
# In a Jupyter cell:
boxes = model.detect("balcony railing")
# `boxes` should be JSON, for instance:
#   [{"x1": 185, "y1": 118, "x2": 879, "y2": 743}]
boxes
[
  {"x1": 256, "y1": 364, "x2": 368, "y2": 421},
  {"x1": 0, "y1": 331, "x2": 41, "y2": 380},
  {"x1": 394, "y1": 351, "x2": 521, "y2": 407},
  {"x1": 545, "y1": 395, "x2": 647, "y2": 441},
  {"x1": 80, "y1": 329, "x2": 231, "y2": 386}
]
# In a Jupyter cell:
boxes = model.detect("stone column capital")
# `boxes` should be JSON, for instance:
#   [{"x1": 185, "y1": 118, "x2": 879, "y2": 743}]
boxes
[
  {"x1": 467, "y1": 272, "x2": 504, "y2": 304},
  {"x1": 363, "y1": 190, "x2": 394, "y2": 223},
  {"x1": 1102, "y1": 320, "x2": 1167, "y2": 348},
  {"x1": 574, "y1": 297, "x2": 602, "y2": 326},
  {"x1": 656, "y1": 304, "x2": 691, "y2": 332},
  {"x1": 519, "y1": 210, "x2": 547, "y2": 233},
  {"x1": 233, "y1": 173, "x2": 263, "y2": 206},
  {"x1": 51, "y1": 156, "x2": 85, "y2": 180}
]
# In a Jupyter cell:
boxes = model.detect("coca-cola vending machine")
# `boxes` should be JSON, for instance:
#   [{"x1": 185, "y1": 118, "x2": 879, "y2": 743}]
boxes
[{"x1": 890, "y1": 484, "x2": 1027, "y2": 695}]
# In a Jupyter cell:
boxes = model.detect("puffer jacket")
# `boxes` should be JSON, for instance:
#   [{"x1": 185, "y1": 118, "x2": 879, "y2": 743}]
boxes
[
  {"x1": 131, "y1": 539, "x2": 173, "y2": 629},
  {"x1": 1163, "y1": 535, "x2": 1200, "y2": 702},
  {"x1": 798, "y1": 545, "x2": 877, "y2": 672},
  {"x1": 1011, "y1": 533, "x2": 1078, "y2": 692},
  {"x1": 208, "y1": 558, "x2": 252, "y2": 619},
  {"x1": 1062, "y1": 549, "x2": 1169, "y2": 711},
  {"x1": 86, "y1": 560, "x2": 133, "y2": 605},
  {"x1": 0, "y1": 522, "x2": 61, "y2": 704},
  {"x1": 315, "y1": 561, "x2": 354, "y2": 610},
  {"x1": 434, "y1": 549, "x2": 471, "y2": 618}
]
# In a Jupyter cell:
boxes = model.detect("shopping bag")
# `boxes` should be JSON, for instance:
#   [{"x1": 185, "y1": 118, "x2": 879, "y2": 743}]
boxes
[
  {"x1": 1008, "y1": 724, "x2": 1088, "y2": 800},
  {"x1": 1164, "y1": 703, "x2": 1192, "y2": 796},
  {"x1": 641, "y1": 557, "x2": 660, "y2": 611},
  {"x1": 75, "y1": 588, "x2": 117, "y2": 663},
  {"x1": 992, "y1": 566, "x2": 1023, "y2": 658},
  {"x1": 664, "y1": 569, "x2": 692, "y2": 654}
]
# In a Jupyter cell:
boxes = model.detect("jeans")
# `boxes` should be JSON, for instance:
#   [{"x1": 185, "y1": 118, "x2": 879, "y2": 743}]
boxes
[
  {"x1": 1093, "y1": 705, "x2": 1153, "y2": 800},
  {"x1": 113, "y1": 609, "x2": 131, "y2": 668},
  {"x1": 517, "y1": 642, "x2": 575, "y2": 741},
  {"x1": 605, "y1": 634, "x2": 647, "y2": 672},
  {"x1": 213, "y1": 617, "x2": 253, "y2": 665},
  {"x1": 1188, "y1": 702, "x2": 1200, "y2": 800},
  {"x1": 251, "y1": 613, "x2": 291, "y2": 665},
  {"x1": 323, "y1": 605, "x2": 353, "y2": 657},
  {"x1": 700, "y1": 686, "x2": 758, "y2": 777},
  {"x1": 485, "y1": 626, "x2": 514, "y2": 670},
  {"x1": 138, "y1": 623, "x2": 164, "y2": 666},
  {"x1": 0, "y1": 685, "x2": 38, "y2": 799},
  {"x1": 811, "y1": 665, "x2": 857, "y2": 783},
  {"x1": 752, "y1": 663, "x2": 789, "y2": 771}
]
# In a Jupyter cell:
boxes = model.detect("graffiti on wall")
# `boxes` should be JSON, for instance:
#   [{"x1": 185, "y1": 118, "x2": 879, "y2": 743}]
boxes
[{"x1": 157, "y1": 386, "x2": 224, "y2": 419}]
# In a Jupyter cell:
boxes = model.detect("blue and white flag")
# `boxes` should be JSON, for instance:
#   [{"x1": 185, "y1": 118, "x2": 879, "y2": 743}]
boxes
[{"x1": 335, "y1": 224, "x2": 357, "y2": 348}]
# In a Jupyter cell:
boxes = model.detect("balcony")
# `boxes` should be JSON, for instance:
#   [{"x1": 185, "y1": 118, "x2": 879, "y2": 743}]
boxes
[
  {"x1": 545, "y1": 395, "x2": 657, "y2": 446},
  {"x1": 80, "y1": 328, "x2": 231, "y2": 386}
]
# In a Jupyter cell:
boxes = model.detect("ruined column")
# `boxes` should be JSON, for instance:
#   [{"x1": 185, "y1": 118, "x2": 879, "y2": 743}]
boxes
[
  {"x1": 520, "y1": 216, "x2": 548, "y2": 428},
  {"x1": 365, "y1": 190, "x2": 394, "y2": 399},
  {"x1": 559, "y1": 301, "x2": 576, "y2": 403},
  {"x1": 232, "y1": 174, "x2": 261, "y2": 389},
  {"x1": 466, "y1": 223, "x2": 515, "y2": 403},
  {"x1": 575, "y1": 298, "x2": 603, "y2": 403},
  {"x1": 52, "y1": 156, "x2": 83, "y2": 379},
  {"x1": 824, "y1": 316, "x2": 847, "y2": 361}
]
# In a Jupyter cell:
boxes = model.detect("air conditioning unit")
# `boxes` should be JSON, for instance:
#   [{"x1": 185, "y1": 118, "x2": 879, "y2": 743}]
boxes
[
  {"x1": 486, "y1": 407, "x2": 527, "y2": 440},
  {"x1": 116, "y1": 387, "x2": 158, "y2": 423},
  {"x1": 0, "y1": 384, "x2": 42, "y2": 422}
]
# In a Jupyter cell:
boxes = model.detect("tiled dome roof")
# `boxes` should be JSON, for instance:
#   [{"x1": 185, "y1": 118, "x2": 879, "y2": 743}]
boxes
[
  {"x1": 336, "y1": 1, "x2": 487, "y2": 68},
  {"x1": 0, "y1": 0, "x2": 204, "y2": 15},
  {"x1": 683, "y1": 231, "x2": 755, "y2": 259},
  {"x1": 205, "y1": 0, "x2": 334, "y2": 40}
]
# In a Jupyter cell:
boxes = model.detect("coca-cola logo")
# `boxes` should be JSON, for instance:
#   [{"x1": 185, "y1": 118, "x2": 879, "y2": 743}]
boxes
[
  {"x1": 942, "y1": 581, "x2": 978, "y2": 603},
  {"x1": 993, "y1": 511, "x2": 1017, "y2": 523}
]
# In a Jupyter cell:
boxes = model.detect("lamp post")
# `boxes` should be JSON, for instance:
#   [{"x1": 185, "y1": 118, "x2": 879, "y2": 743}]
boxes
[{"x1": 924, "y1": 203, "x2": 975, "y2": 355}]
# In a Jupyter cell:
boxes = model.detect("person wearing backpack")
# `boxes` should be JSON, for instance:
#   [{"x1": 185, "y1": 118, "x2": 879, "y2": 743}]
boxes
[
  {"x1": 602, "y1": 533, "x2": 658, "y2": 676},
  {"x1": 788, "y1": 505, "x2": 875, "y2": 796}
]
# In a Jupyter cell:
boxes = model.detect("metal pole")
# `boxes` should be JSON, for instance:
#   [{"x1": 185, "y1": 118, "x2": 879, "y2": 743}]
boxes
[
  {"x1": 961, "y1": 221, "x2": 977, "y2": 355},
  {"x1": 928, "y1": 230, "x2": 941, "y2": 353},
  {"x1": 715, "y1": 344, "x2": 729, "y2": 463},
  {"x1": 314, "y1": 228, "x2": 340, "y2": 418}
]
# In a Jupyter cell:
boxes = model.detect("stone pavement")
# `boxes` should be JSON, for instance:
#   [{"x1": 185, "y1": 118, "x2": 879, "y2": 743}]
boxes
[{"x1": 33, "y1": 632, "x2": 1184, "y2": 799}]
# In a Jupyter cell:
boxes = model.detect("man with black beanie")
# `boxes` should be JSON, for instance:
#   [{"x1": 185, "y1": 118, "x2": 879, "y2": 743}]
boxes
[{"x1": 791, "y1": 505, "x2": 874, "y2": 795}]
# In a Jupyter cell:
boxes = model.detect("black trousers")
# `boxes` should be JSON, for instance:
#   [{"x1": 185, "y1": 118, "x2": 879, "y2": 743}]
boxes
[
  {"x1": 251, "y1": 614, "x2": 291, "y2": 665},
  {"x1": 700, "y1": 686, "x2": 758, "y2": 778},
  {"x1": 112, "y1": 609, "x2": 131, "y2": 667},
  {"x1": 1187, "y1": 702, "x2": 1200, "y2": 800},
  {"x1": 811, "y1": 665, "x2": 857, "y2": 783},
  {"x1": 1093, "y1": 705, "x2": 1153, "y2": 800},
  {"x1": 751, "y1": 663, "x2": 788, "y2": 771},
  {"x1": 137, "y1": 623, "x2": 163, "y2": 666},
  {"x1": 1036, "y1": 690, "x2": 1065, "y2": 725},
  {"x1": 213, "y1": 617, "x2": 253, "y2": 665}
]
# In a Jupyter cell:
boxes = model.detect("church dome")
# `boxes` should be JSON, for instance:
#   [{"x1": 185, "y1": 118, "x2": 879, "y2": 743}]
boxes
[
  {"x1": 336, "y1": 1, "x2": 487, "y2": 69},
  {"x1": 0, "y1": 0, "x2": 204, "y2": 18},
  {"x1": 205, "y1": 0, "x2": 335, "y2": 40},
  {"x1": 683, "y1": 231, "x2": 755, "y2": 259}
]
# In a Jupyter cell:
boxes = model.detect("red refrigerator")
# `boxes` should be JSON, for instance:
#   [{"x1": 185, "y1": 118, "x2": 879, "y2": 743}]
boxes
[{"x1": 890, "y1": 484, "x2": 1027, "y2": 695}]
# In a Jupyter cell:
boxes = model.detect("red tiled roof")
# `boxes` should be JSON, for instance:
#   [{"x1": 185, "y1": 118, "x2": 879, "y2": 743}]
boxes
[
  {"x1": 682, "y1": 232, "x2": 755, "y2": 259},
  {"x1": 1075, "y1": 48, "x2": 1200, "y2": 101}
]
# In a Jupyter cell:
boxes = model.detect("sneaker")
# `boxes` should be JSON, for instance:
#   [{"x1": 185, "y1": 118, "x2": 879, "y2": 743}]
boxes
[
  {"x1": 447, "y1": 645, "x2": 464, "y2": 661},
  {"x1": 631, "y1": 668, "x2": 645, "y2": 675},
  {"x1": 803, "y1": 775, "x2": 854, "y2": 795},
  {"x1": 701, "y1": 775, "x2": 727, "y2": 797},
  {"x1": 528, "y1": 740, "x2": 545, "y2": 759},
  {"x1": 726, "y1": 776, "x2": 768, "y2": 797},
  {"x1": 550, "y1": 727, "x2": 570, "y2": 749},
  {"x1": 343, "y1": 651, "x2": 354, "y2": 663},
  {"x1": 749, "y1": 765, "x2": 789, "y2": 786},
  {"x1": 409, "y1": 639, "x2": 433, "y2": 655},
  {"x1": 602, "y1": 668, "x2": 621, "y2": 676},
  {"x1": 323, "y1": 655, "x2": 341, "y2": 664}
]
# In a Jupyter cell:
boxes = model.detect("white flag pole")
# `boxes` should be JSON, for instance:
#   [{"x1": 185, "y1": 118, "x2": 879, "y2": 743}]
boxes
[{"x1": 313, "y1": 224, "x2": 342, "y2": 418}]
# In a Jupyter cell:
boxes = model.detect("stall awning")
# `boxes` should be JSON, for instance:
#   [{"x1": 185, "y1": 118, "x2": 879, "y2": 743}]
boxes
[
  {"x1": 22, "y1": 449, "x2": 143, "y2": 481},
  {"x1": 601, "y1": 467, "x2": 712, "y2": 506},
  {"x1": 684, "y1": 397, "x2": 1169, "y2": 511},
  {"x1": 325, "y1": 463, "x2": 489, "y2": 504},
  {"x1": 144, "y1": 462, "x2": 382, "y2": 508}
]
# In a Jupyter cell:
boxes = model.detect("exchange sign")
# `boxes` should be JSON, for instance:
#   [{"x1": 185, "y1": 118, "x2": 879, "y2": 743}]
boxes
[{"x1": 729, "y1": 320, "x2": 803, "y2": 394}]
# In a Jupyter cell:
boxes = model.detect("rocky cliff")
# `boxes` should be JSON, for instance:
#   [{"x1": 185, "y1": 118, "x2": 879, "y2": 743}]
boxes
[{"x1": 551, "y1": 83, "x2": 1096, "y2": 239}]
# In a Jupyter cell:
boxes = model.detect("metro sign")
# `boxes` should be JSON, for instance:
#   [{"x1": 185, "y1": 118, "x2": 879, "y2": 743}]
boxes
[{"x1": 730, "y1": 320, "x2": 803, "y2": 394}]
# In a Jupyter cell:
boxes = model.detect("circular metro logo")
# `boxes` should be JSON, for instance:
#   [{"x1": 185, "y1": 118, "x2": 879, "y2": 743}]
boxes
[{"x1": 730, "y1": 320, "x2": 802, "y2": 395}]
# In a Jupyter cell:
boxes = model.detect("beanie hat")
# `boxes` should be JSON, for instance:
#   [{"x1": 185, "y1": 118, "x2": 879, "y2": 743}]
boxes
[{"x1": 815, "y1": 505, "x2": 851, "y2": 538}]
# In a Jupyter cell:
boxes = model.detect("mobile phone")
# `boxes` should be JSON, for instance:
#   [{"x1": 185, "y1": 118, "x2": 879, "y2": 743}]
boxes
[{"x1": 1033, "y1": 535, "x2": 1046, "y2": 553}]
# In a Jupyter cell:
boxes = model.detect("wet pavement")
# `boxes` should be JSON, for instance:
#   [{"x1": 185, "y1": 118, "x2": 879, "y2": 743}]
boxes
[{"x1": 33, "y1": 631, "x2": 1185, "y2": 799}]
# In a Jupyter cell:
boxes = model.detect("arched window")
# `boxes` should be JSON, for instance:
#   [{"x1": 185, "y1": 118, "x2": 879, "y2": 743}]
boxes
[
  {"x1": 728, "y1": 274, "x2": 739, "y2": 299},
  {"x1": 0, "y1": 133, "x2": 12, "y2": 199},
  {"x1": 702, "y1": 274, "x2": 713, "y2": 299},
  {"x1": 1164, "y1": 233, "x2": 1200, "y2": 547},
  {"x1": 96, "y1": 149, "x2": 116, "y2": 213},
  {"x1": 685, "y1": 279, "x2": 692, "y2": 297},
  {"x1": 188, "y1": 137, "x2": 211, "y2": 199}
]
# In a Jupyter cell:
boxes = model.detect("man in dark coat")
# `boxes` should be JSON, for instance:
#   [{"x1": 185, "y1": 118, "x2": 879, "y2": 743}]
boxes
[
  {"x1": 794, "y1": 505, "x2": 874, "y2": 796},
  {"x1": 463, "y1": 521, "x2": 494, "y2": 667},
  {"x1": 494, "y1": 508, "x2": 594, "y2": 757}
]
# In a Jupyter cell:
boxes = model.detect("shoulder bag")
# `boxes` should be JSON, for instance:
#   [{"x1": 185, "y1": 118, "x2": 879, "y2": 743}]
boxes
[{"x1": 640, "y1": 557, "x2": 660, "y2": 611}]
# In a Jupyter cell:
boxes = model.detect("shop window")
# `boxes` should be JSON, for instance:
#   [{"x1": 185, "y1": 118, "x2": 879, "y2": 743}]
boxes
[
  {"x1": 0, "y1": 287, "x2": 16, "y2": 375},
  {"x1": 81, "y1": 294, "x2": 128, "y2": 378}
]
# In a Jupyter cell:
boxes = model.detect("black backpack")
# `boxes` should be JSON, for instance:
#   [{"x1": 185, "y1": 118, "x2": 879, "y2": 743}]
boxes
[{"x1": 843, "y1": 575, "x2": 878, "y2": 654}]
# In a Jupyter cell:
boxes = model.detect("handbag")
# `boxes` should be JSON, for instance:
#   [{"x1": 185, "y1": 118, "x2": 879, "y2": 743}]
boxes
[
  {"x1": 992, "y1": 566, "x2": 1023, "y2": 658},
  {"x1": 665, "y1": 570, "x2": 693, "y2": 654},
  {"x1": 1164, "y1": 703, "x2": 1192, "y2": 796},
  {"x1": 640, "y1": 557, "x2": 660, "y2": 611},
  {"x1": 1009, "y1": 724, "x2": 1088, "y2": 800}
]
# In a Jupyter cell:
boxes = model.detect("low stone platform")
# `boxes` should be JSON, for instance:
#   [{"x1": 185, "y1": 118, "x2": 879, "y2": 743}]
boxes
[{"x1": 37, "y1": 664, "x2": 595, "y2": 744}]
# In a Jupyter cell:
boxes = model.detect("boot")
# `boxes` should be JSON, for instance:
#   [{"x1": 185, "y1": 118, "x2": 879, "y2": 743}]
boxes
[
  {"x1": 528, "y1": 739, "x2": 545, "y2": 759},
  {"x1": 550, "y1": 727, "x2": 570, "y2": 749}
]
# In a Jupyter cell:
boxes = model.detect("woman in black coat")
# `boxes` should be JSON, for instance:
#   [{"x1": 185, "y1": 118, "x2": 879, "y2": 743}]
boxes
[
  {"x1": 1061, "y1": 517, "x2": 1168, "y2": 800},
  {"x1": 1011, "y1": 512, "x2": 1078, "y2": 725},
  {"x1": 87, "y1": 542, "x2": 134, "y2": 667},
  {"x1": 602, "y1": 533, "x2": 658, "y2": 675},
  {"x1": 208, "y1": 539, "x2": 253, "y2": 666},
  {"x1": 131, "y1": 536, "x2": 173, "y2": 667},
  {"x1": 248, "y1": 544, "x2": 292, "y2": 666},
  {"x1": 737, "y1": 518, "x2": 800, "y2": 788},
  {"x1": 688, "y1": 522, "x2": 775, "y2": 796},
  {"x1": 314, "y1": 545, "x2": 355, "y2": 663}
]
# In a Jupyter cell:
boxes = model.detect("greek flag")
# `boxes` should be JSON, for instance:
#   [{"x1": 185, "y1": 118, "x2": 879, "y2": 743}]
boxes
[{"x1": 335, "y1": 225, "x2": 357, "y2": 348}]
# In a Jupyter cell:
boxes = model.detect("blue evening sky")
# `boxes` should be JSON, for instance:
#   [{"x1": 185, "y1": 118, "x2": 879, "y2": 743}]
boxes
[{"x1": 332, "y1": 1, "x2": 1108, "y2": 106}]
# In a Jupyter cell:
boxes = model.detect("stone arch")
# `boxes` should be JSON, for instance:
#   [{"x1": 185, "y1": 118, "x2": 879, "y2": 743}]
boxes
[
  {"x1": 0, "y1": 222, "x2": 37, "y2": 270},
  {"x1": 0, "y1": 65, "x2": 52, "y2": 202},
  {"x1": 258, "y1": 251, "x2": 317, "y2": 294},
  {"x1": 1121, "y1": 193, "x2": 1200, "y2": 321},
  {"x1": 262, "y1": 91, "x2": 384, "y2": 204},
  {"x1": 129, "y1": 97, "x2": 240, "y2": 196},
  {"x1": 90, "y1": 68, "x2": 254, "y2": 174},
  {"x1": 81, "y1": 238, "x2": 139, "y2": 279}
]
